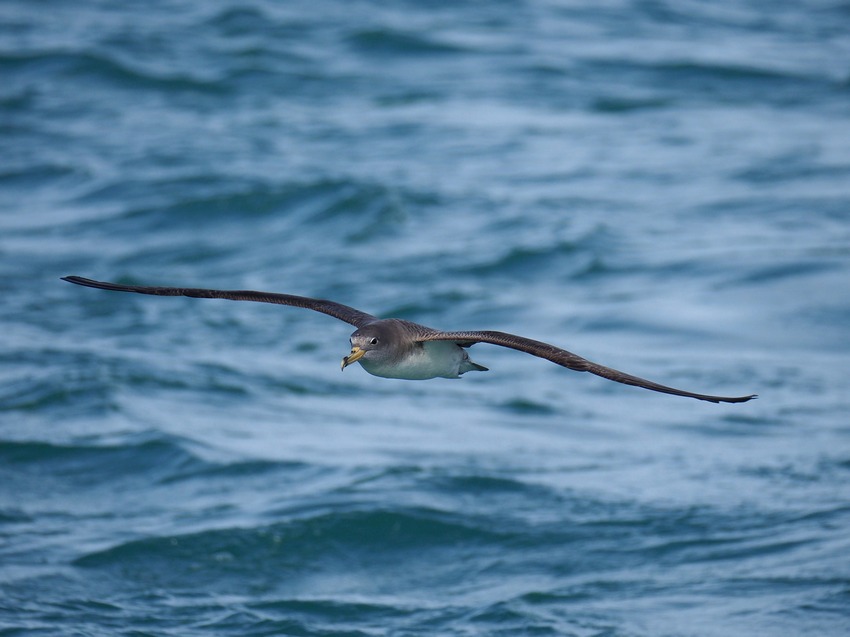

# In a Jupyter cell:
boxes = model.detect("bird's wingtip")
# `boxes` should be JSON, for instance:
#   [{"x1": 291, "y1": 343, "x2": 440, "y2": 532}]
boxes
[{"x1": 732, "y1": 393, "x2": 758, "y2": 403}]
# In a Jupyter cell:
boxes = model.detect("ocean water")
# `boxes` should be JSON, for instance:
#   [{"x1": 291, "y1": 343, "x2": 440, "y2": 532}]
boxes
[{"x1": 2, "y1": 0, "x2": 850, "y2": 635}]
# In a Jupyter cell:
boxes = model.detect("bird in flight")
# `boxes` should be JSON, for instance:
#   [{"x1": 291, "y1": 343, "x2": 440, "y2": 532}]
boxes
[{"x1": 62, "y1": 276, "x2": 756, "y2": 404}]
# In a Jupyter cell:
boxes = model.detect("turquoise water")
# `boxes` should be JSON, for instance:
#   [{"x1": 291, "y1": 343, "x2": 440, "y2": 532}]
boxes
[{"x1": 2, "y1": 1, "x2": 850, "y2": 635}]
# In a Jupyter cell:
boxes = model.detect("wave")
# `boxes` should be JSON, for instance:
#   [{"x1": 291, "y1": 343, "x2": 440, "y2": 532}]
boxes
[
  {"x1": 72, "y1": 506, "x2": 510, "y2": 589},
  {"x1": 66, "y1": 176, "x2": 421, "y2": 236},
  {"x1": 0, "y1": 50, "x2": 225, "y2": 94},
  {"x1": 346, "y1": 28, "x2": 469, "y2": 57},
  {"x1": 0, "y1": 436, "x2": 206, "y2": 486}
]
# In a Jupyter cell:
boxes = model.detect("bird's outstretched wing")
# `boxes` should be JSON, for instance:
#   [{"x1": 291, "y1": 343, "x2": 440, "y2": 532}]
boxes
[
  {"x1": 418, "y1": 329, "x2": 756, "y2": 404},
  {"x1": 61, "y1": 276, "x2": 377, "y2": 328}
]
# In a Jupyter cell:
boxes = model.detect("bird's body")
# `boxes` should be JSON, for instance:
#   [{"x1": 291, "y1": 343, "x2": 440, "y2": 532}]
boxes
[
  {"x1": 61, "y1": 276, "x2": 756, "y2": 404},
  {"x1": 359, "y1": 337, "x2": 481, "y2": 380},
  {"x1": 346, "y1": 319, "x2": 488, "y2": 379}
]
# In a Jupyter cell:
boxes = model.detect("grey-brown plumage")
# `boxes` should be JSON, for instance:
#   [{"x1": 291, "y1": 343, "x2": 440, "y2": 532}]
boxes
[{"x1": 62, "y1": 276, "x2": 757, "y2": 404}]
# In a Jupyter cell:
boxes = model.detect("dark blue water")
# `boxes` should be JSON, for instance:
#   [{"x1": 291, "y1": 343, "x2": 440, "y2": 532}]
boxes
[{"x1": 3, "y1": 1, "x2": 850, "y2": 635}]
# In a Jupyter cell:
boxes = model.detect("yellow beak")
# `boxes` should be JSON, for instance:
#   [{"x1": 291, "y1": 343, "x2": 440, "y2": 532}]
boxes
[{"x1": 341, "y1": 345, "x2": 366, "y2": 371}]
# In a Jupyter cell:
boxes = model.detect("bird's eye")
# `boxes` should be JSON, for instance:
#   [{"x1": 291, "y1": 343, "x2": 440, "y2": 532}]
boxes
[{"x1": 370, "y1": 337, "x2": 379, "y2": 345}]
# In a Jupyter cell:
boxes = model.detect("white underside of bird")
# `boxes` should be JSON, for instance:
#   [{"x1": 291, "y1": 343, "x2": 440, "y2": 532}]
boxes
[{"x1": 355, "y1": 340, "x2": 487, "y2": 380}]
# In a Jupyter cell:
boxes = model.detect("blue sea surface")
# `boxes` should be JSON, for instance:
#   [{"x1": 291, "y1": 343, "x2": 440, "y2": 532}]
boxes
[{"x1": 2, "y1": 1, "x2": 850, "y2": 635}]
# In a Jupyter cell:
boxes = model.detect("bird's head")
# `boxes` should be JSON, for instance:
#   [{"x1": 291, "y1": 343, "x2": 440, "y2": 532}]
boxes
[{"x1": 341, "y1": 325, "x2": 388, "y2": 370}]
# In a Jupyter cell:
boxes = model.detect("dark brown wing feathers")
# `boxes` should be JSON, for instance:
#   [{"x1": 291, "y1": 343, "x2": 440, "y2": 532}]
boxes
[
  {"x1": 418, "y1": 329, "x2": 757, "y2": 404},
  {"x1": 61, "y1": 276, "x2": 376, "y2": 328}
]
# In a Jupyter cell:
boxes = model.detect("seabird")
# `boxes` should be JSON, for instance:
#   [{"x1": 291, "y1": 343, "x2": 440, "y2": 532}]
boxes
[{"x1": 61, "y1": 276, "x2": 756, "y2": 404}]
